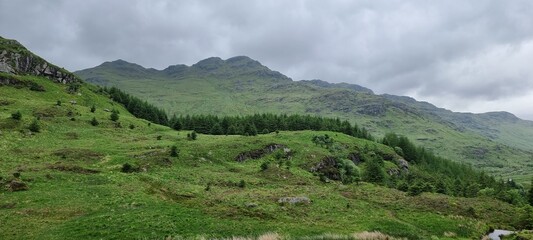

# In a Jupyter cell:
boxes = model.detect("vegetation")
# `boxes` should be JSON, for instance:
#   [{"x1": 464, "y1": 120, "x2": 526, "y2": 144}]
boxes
[
  {"x1": 28, "y1": 119, "x2": 40, "y2": 132},
  {"x1": 11, "y1": 110, "x2": 21, "y2": 120}
]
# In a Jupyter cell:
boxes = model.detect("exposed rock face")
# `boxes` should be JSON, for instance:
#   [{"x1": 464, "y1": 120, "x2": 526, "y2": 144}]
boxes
[
  {"x1": 396, "y1": 158, "x2": 409, "y2": 173},
  {"x1": 310, "y1": 156, "x2": 341, "y2": 181},
  {"x1": 235, "y1": 143, "x2": 288, "y2": 162},
  {"x1": 0, "y1": 37, "x2": 79, "y2": 84}
]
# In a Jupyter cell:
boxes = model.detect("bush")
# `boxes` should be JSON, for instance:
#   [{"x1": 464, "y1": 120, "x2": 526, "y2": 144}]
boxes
[
  {"x1": 90, "y1": 117, "x2": 99, "y2": 126},
  {"x1": 170, "y1": 146, "x2": 179, "y2": 157},
  {"x1": 56, "y1": 100, "x2": 61, "y2": 106},
  {"x1": 238, "y1": 179, "x2": 246, "y2": 188},
  {"x1": 121, "y1": 163, "x2": 139, "y2": 173},
  {"x1": 187, "y1": 131, "x2": 197, "y2": 140},
  {"x1": 90, "y1": 105, "x2": 96, "y2": 113},
  {"x1": 129, "y1": 124, "x2": 135, "y2": 129},
  {"x1": 260, "y1": 162, "x2": 269, "y2": 171},
  {"x1": 11, "y1": 111, "x2": 22, "y2": 120},
  {"x1": 28, "y1": 119, "x2": 40, "y2": 132},
  {"x1": 110, "y1": 111, "x2": 119, "y2": 122}
]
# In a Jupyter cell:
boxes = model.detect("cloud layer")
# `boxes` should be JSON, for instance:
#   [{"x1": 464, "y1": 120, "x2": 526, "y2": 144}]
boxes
[{"x1": 2, "y1": 0, "x2": 533, "y2": 119}]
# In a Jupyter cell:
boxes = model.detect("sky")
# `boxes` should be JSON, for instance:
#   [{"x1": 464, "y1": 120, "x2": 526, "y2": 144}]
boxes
[{"x1": 1, "y1": 0, "x2": 533, "y2": 120}]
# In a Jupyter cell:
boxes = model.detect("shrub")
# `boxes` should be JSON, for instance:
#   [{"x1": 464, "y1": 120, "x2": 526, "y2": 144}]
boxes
[
  {"x1": 187, "y1": 131, "x2": 197, "y2": 140},
  {"x1": 90, "y1": 117, "x2": 99, "y2": 126},
  {"x1": 170, "y1": 146, "x2": 179, "y2": 157},
  {"x1": 260, "y1": 162, "x2": 269, "y2": 171},
  {"x1": 90, "y1": 105, "x2": 96, "y2": 113},
  {"x1": 11, "y1": 111, "x2": 22, "y2": 120},
  {"x1": 129, "y1": 124, "x2": 135, "y2": 129},
  {"x1": 110, "y1": 111, "x2": 119, "y2": 122},
  {"x1": 238, "y1": 179, "x2": 246, "y2": 188},
  {"x1": 56, "y1": 100, "x2": 61, "y2": 106},
  {"x1": 121, "y1": 163, "x2": 139, "y2": 173},
  {"x1": 28, "y1": 119, "x2": 40, "y2": 132}
]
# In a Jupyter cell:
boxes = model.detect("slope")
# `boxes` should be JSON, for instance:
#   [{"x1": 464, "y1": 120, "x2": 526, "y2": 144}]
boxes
[{"x1": 76, "y1": 57, "x2": 533, "y2": 182}]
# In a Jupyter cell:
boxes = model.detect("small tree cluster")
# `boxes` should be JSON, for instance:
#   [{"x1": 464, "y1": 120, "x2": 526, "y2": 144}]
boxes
[
  {"x1": 312, "y1": 134, "x2": 334, "y2": 148},
  {"x1": 187, "y1": 131, "x2": 197, "y2": 140}
]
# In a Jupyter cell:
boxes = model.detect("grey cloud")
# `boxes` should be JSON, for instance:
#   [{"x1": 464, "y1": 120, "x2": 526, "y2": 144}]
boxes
[{"x1": 1, "y1": 0, "x2": 533, "y2": 119}]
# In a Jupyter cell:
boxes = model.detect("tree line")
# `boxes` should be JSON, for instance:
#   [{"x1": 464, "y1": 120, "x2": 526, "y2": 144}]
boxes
[
  {"x1": 105, "y1": 87, "x2": 169, "y2": 126},
  {"x1": 169, "y1": 113, "x2": 373, "y2": 140},
  {"x1": 382, "y1": 133, "x2": 528, "y2": 204}
]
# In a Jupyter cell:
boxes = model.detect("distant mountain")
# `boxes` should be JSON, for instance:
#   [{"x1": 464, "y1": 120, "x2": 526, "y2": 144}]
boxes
[{"x1": 76, "y1": 57, "x2": 533, "y2": 182}]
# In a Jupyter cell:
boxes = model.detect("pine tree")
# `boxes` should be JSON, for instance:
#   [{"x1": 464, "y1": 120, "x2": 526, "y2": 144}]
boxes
[
  {"x1": 363, "y1": 156, "x2": 385, "y2": 183},
  {"x1": 210, "y1": 123, "x2": 223, "y2": 135},
  {"x1": 110, "y1": 110, "x2": 119, "y2": 122}
]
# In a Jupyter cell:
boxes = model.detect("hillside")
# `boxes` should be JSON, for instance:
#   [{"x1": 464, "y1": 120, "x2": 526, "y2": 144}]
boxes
[
  {"x1": 2, "y1": 36, "x2": 531, "y2": 239},
  {"x1": 76, "y1": 57, "x2": 533, "y2": 182}
]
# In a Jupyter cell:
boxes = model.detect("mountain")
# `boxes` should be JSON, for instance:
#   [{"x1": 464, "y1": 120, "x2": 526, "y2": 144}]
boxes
[
  {"x1": 76, "y1": 57, "x2": 533, "y2": 182},
  {"x1": 4, "y1": 36, "x2": 530, "y2": 239}
]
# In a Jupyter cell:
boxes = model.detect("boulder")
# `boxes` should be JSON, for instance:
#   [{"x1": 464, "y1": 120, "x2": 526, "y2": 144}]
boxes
[
  {"x1": 278, "y1": 196, "x2": 311, "y2": 205},
  {"x1": 396, "y1": 158, "x2": 409, "y2": 173}
]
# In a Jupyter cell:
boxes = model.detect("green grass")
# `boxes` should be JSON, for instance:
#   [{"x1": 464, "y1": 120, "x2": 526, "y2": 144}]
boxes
[{"x1": 0, "y1": 74, "x2": 527, "y2": 239}]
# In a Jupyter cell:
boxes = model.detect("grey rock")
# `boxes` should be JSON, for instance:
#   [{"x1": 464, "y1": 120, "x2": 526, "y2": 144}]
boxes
[
  {"x1": 396, "y1": 158, "x2": 409, "y2": 173},
  {"x1": 245, "y1": 202, "x2": 258, "y2": 208},
  {"x1": 278, "y1": 196, "x2": 311, "y2": 205}
]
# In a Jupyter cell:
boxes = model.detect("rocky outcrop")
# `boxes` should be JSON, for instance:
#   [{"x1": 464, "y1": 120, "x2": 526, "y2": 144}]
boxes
[
  {"x1": 0, "y1": 37, "x2": 79, "y2": 84},
  {"x1": 235, "y1": 143, "x2": 289, "y2": 162}
]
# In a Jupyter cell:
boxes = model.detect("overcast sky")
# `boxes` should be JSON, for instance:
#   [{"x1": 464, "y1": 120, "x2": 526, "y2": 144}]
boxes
[{"x1": 1, "y1": 0, "x2": 533, "y2": 120}]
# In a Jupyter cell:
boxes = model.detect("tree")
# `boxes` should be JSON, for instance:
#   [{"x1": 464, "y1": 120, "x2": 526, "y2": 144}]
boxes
[
  {"x1": 210, "y1": 123, "x2": 223, "y2": 135},
  {"x1": 90, "y1": 117, "x2": 99, "y2": 126},
  {"x1": 28, "y1": 119, "x2": 40, "y2": 132},
  {"x1": 11, "y1": 111, "x2": 22, "y2": 120},
  {"x1": 244, "y1": 122, "x2": 258, "y2": 136},
  {"x1": 529, "y1": 178, "x2": 533, "y2": 206},
  {"x1": 363, "y1": 156, "x2": 385, "y2": 184},
  {"x1": 110, "y1": 111, "x2": 119, "y2": 122},
  {"x1": 173, "y1": 120, "x2": 182, "y2": 131}
]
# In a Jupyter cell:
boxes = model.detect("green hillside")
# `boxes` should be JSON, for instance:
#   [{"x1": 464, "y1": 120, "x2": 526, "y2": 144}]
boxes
[
  {"x1": 76, "y1": 57, "x2": 533, "y2": 183},
  {"x1": 2, "y1": 37, "x2": 532, "y2": 239},
  {"x1": 0, "y1": 73, "x2": 527, "y2": 239}
]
